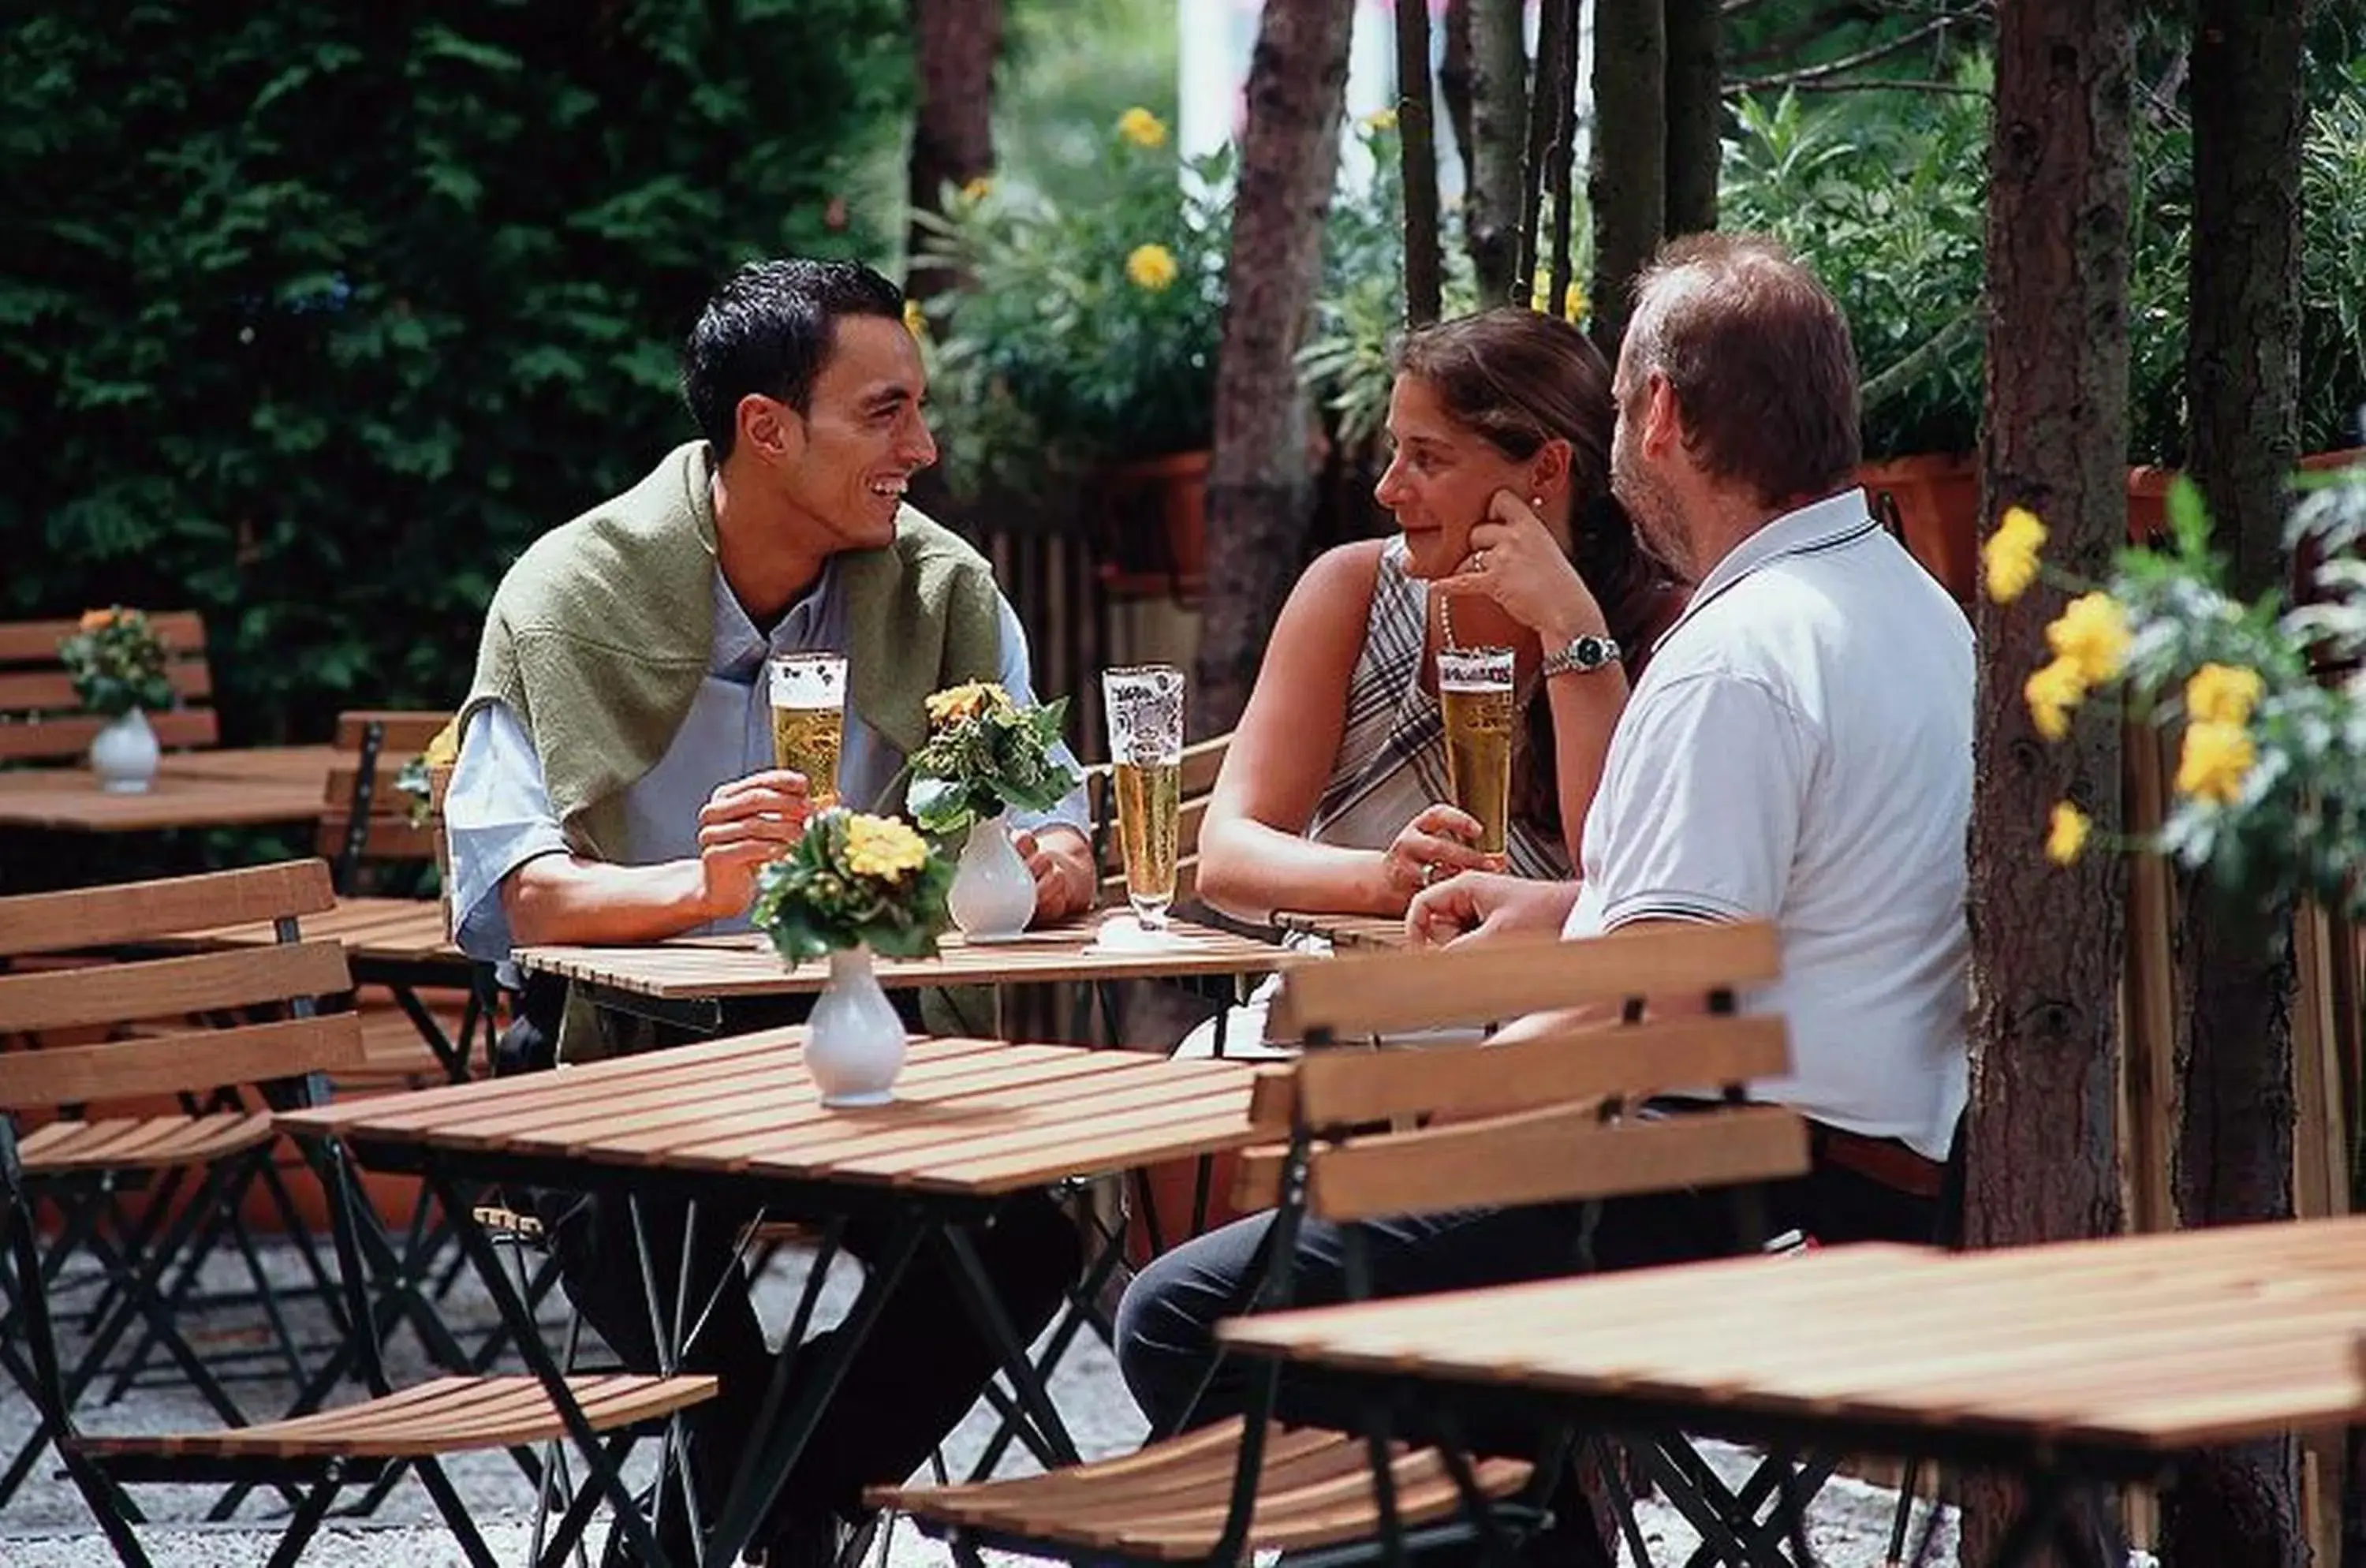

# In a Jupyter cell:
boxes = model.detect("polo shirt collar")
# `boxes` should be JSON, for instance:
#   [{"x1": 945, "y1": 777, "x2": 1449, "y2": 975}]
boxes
[
  {"x1": 1659, "y1": 487, "x2": 1879, "y2": 645},
  {"x1": 710, "y1": 558, "x2": 842, "y2": 679}
]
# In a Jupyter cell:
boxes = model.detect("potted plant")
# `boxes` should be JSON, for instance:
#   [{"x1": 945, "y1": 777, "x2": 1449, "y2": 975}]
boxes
[
  {"x1": 917, "y1": 106, "x2": 1230, "y2": 596},
  {"x1": 749, "y1": 809, "x2": 953, "y2": 1107},
  {"x1": 57, "y1": 607, "x2": 177, "y2": 793},
  {"x1": 905, "y1": 681, "x2": 1084, "y2": 941}
]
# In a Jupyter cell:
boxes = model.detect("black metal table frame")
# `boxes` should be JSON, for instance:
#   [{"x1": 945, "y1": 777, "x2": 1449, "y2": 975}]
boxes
[
  {"x1": 1222, "y1": 1352, "x2": 2153, "y2": 1568},
  {"x1": 334, "y1": 1126, "x2": 1099, "y2": 1568}
]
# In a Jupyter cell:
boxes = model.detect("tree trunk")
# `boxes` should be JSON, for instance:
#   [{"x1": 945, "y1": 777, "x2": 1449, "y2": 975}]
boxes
[
  {"x1": 1587, "y1": 0, "x2": 1666, "y2": 355},
  {"x1": 1962, "y1": 2, "x2": 2133, "y2": 1564},
  {"x1": 1663, "y1": 0, "x2": 1722, "y2": 237},
  {"x1": 1394, "y1": 0, "x2": 1443, "y2": 326},
  {"x1": 1439, "y1": 0, "x2": 1477, "y2": 193},
  {"x1": 1465, "y1": 0, "x2": 1531, "y2": 306},
  {"x1": 2159, "y1": 2, "x2": 2310, "y2": 1563},
  {"x1": 905, "y1": 0, "x2": 1003, "y2": 301},
  {"x1": 1193, "y1": 0, "x2": 1356, "y2": 737}
]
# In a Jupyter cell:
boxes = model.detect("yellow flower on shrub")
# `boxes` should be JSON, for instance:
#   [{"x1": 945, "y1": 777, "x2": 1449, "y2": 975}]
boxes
[
  {"x1": 2046, "y1": 801, "x2": 2091, "y2": 865},
  {"x1": 2023, "y1": 657, "x2": 2088, "y2": 741},
  {"x1": 1983, "y1": 506, "x2": 2047, "y2": 603},
  {"x1": 2185, "y1": 663, "x2": 2265, "y2": 726},
  {"x1": 1117, "y1": 106, "x2": 1167, "y2": 148},
  {"x1": 1125, "y1": 243, "x2": 1178, "y2": 292},
  {"x1": 842, "y1": 813, "x2": 930, "y2": 882},
  {"x1": 1360, "y1": 106, "x2": 1399, "y2": 133},
  {"x1": 2175, "y1": 720, "x2": 2256, "y2": 805},
  {"x1": 2044, "y1": 592, "x2": 2131, "y2": 685},
  {"x1": 1529, "y1": 274, "x2": 1587, "y2": 323},
  {"x1": 420, "y1": 716, "x2": 461, "y2": 769},
  {"x1": 901, "y1": 298, "x2": 927, "y2": 339},
  {"x1": 960, "y1": 175, "x2": 993, "y2": 203},
  {"x1": 925, "y1": 681, "x2": 1013, "y2": 726}
]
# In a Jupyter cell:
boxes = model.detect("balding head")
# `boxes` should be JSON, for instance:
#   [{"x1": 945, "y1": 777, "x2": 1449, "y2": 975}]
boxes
[{"x1": 1617, "y1": 234, "x2": 1861, "y2": 511}]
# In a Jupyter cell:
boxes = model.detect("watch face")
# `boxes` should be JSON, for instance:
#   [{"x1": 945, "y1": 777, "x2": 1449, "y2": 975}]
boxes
[{"x1": 1575, "y1": 636, "x2": 1608, "y2": 667}]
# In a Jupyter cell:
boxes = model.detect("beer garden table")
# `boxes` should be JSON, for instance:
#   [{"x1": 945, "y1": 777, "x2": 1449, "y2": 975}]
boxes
[
  {"x1": 279, "y1": 1028, "x2": 1278, "y2": 1566},
  {"x1": 0, "y1": 745, "x2": 333, "y2": 833},
  {"x1": 516, "y1": 908, "x2": 1298, "y2": 1040},
  {"x1": 1273, "y1": 909, "x2": 1410, "y2": 952},
  {"x1": 1217, "y1": 1216, "x2": 2366, "y2": 1568}
]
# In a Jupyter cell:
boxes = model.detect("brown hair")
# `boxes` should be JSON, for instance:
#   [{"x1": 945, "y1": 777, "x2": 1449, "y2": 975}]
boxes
[
  {"x1": 1622, "y1": 233, "x2": 1861, "y2": 506},
  {"x1": 1394, "y1": 308, "x2": 1678, "y2": 839}
]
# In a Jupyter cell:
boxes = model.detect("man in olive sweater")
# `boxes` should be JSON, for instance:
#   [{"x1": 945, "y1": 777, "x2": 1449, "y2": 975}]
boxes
[{"x1": 446, "y1": 259, "x2": 1089, "y2": 1566}]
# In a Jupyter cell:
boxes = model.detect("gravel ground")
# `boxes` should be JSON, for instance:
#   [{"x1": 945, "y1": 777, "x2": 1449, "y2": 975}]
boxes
[{"x1": 2, "y1": 1238, "x2": 1958, "y2": 1566}]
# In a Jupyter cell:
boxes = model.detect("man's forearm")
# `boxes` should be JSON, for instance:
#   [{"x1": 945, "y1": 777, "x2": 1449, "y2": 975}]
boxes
[{"x1": 502, "y1": 854, "x2": 719, "y2": 948}]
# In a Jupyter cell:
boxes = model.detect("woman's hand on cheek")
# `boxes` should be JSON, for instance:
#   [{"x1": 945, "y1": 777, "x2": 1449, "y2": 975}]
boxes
[{"x1": 1433, "y1": 490, "x2": 1610, "y2": 644}]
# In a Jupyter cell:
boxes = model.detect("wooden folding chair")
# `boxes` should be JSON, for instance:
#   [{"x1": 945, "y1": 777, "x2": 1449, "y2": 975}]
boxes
[
  {"x1": 873, "y1": 919, "x2": 1812, "y2": 1567},
  {"x1": 0, "y1": 860, "x2": 715, "y2": 1566},
  {"x1": 0, "y1": 611, "x2": 218, "y2": 765}
]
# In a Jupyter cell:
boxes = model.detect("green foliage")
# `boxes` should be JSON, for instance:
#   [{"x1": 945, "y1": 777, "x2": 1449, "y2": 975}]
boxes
[
  {"x1": 57, "y1": 608, "x2": 174, "y2": 718},
  {"x1": 1722, "y1": 54, "x2": 2366, "y2": 465},
  {"x1": 1, "y1": 2, "x2": 909, "y2": 743},
  {"x1": 916, "y1": 113, "x2": 1230, "y2": 494},
  {"x1": 905, "y1": 683, "x2": 1082, "y2": 837},
  {"x1": 751, "y1": 809, "x2": 952, "y2": 965}
]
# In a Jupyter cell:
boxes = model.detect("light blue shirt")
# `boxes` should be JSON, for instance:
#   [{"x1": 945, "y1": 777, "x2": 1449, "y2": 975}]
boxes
[{"x1": 447, "y1": 562, "x2": 1088, "y2": 966}]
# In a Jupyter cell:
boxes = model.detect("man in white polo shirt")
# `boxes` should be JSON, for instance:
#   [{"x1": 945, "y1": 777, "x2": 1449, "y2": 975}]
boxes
[{"x1": 1115, "y1": 233, "x2": 1969, "y2": 1566}]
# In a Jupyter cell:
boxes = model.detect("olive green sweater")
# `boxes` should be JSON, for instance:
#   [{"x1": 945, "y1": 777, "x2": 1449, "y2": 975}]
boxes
[{"x1": 459, "y1": 441, "x2": 1006, "y2": 1058}]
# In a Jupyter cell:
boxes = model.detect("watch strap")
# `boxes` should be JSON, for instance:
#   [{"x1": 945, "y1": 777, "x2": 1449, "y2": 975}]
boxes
[{"x1": 1542, "y1": 633, "x2": 1621, "y2": 679}]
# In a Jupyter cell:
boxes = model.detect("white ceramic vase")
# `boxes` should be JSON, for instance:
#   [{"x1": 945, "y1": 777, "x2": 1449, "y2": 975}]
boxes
[
  {"x1": 805, "y1": 946, "x2": 906, "y2": 1107},
  {"x1": 946, "y1": 811, "x2": 1036, "y2": 942},
  {"x1": 89, "y1": 709, "x2": 160, "y2": 794}
]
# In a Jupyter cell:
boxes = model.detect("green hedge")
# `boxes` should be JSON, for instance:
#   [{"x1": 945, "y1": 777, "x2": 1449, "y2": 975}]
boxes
[{"x1": 2, "y1": 1, "x2": 907, "y2": 744}]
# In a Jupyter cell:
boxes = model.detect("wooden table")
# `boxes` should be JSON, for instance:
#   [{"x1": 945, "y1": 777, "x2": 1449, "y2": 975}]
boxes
[
  {"x1": 517, "y1": 907, "x2": 1299, "y2": 1037},
  {"x1": 1219, "y1": 1218, "x2": 2366, "y2": 1566},
  {"x1": 0, "y1": 748, "x2": 330, "y2": 832},
  {"x1": 281, "y1": 1029, "x2": 1274, "y2": 1563},
  {"x1": 1274, "y1": 910, "x2": 1409, "y2": 951}
]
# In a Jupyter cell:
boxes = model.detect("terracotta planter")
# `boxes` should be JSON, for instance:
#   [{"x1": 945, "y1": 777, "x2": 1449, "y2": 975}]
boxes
[
  {"x1": 2128, "y1": 447, "x2": 2364, "y2": 546},
  {"x1": 1857, "y1": 454, "x2": 1980, "y2": 603},
  {"x1": 1095, "y1": 450, "x2": 1210, "y2": 604}
]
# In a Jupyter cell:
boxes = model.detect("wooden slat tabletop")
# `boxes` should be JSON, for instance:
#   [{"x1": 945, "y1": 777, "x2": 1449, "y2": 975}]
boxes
[
  {"x1": 0, "y1": 757, "x2": 327, "y2": 831},
  {"x1": 1273, "y1": 911, "x2": 1410, "y2": 951},
  {"x1": 1218, "y1": 1216, "x2": 2366, "y2": 1453},
  {"x1": 281, "y1": 1029, "x2": 1278, "y2": 1197},
  {"x1": 516, "y1": 909, "x2": 1295, "y2": 1000},
  {"x1": 162, "y1": 896, "x2": 457, "y2": 963},
  {"x1": 159, "y1": 745, "x2": 338, "y2": 786}
]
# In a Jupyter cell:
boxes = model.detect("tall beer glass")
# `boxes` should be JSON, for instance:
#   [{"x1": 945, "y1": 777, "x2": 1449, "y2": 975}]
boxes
[
  {"x1": 1101, "y1": 663, "x2": 1185, "y2": 929},
  {"x1": 1438, "y1": 646, "x2": 1515, "y2": 856},
  {"x1": 768, "y1": 652, "x2": 848, "y2": 810}
]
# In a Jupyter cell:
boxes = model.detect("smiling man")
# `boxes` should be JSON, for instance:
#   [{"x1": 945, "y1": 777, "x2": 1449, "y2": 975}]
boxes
[{"x1": 445, "y1": 257, "x2": 1087, "y2": 1566}]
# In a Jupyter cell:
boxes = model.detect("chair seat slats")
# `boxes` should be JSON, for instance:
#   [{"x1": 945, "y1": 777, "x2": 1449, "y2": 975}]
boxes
[
  {"x1": 871, "y1": 1418, "x2": 1531, "y2": 1561},
  {"x1": 19, "y1": 1113, "x2": 275, "y2": 1173},
  {"x1": 67, "y1": 1373, "x2": 716, "y2": 1460}
]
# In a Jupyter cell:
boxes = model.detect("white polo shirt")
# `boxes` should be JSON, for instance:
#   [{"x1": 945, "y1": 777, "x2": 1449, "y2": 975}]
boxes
[{"x1": 1563, "y1": 489, "x2": 1972, "y2": 1160}]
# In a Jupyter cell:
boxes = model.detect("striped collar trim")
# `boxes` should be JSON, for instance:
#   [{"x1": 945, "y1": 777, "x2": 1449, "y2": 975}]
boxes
[{"x1": 1658, "y1": 488, "x2": 1880, "y2": 647}]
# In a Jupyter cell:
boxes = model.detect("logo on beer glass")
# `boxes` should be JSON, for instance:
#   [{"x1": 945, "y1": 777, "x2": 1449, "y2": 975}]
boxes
[
  {"x1": 1101, "y1": 664, "x2": 1185, "y2": 928},
  {"x1": 769, "y1": 652, "x2": 848, "y2": 809},
  {"x1": 1437, "y1": 646, "x2": 1515, "y2": 857}
]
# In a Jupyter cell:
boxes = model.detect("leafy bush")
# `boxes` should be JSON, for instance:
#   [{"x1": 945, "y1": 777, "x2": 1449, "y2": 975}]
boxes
[{"x1": 1, "y1": 1, "x2": 909, "y2": 744}]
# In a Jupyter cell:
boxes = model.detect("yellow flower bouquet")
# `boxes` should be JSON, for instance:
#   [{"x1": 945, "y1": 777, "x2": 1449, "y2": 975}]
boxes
[
  {"x1": 905, "y1": 681, "x2": 1082, "y2": 838},
  {"x1": 1993, "y1": 461, "x2": 2366, "y2": 905},
  {"x1": 750, "y1": 808, "x2": 953, "y2": 965}
]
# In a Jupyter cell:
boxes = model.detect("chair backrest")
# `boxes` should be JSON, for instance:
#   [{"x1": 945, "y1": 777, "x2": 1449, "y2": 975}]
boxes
[
  {"x1": 1241, "y1": 920, "x2": 1808, "y2": 1224},
  {"x1": 1086, "y1": 730, "x2": 1229, "y2": 906},
  {"x1": 316, "y1": 711, "x2": 454, "y2": 886},
  {"x1": 0, "y1": 612, "x2": 218, "y2": 763},
  {"x1": 0, "y1": 860, "x2": 364, "y2": 1113}
]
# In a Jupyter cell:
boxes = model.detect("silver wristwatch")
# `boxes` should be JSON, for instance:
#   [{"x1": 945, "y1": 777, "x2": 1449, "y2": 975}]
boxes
[{"x1": 1540, "y1": 632, "x2": 1621, "y2": 679}]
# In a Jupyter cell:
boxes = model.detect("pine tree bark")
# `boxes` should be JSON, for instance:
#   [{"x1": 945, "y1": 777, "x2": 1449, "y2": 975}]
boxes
[
  {"x1": 2159, "y1": 2, "x2": 2309, "y2": 1562},
  {"x1": 1962, "y1": 2, "x2": 2133, "y2": 1562},
  {"x1": 1193, "y1": 0, "x2": 1355, "y2": 737},
  {"x1": 1587, "y1": 0, "x2": 1666, "y2": 354},
  {"x1": 905, "y1": 0, "x2": 1003, "y2": 301},
  {"x1": 1663, "y1": 0, "x2": 1722, "y2": 237},
  {"x1": 1465, "y1": 0, "x2": 1531, "y2": 306}
]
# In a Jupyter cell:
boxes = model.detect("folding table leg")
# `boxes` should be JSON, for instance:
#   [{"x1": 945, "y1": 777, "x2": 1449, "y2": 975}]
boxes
[
  {"x1": 936, "y1": 1224, "x2": 1080, "y2": 1469},
  {"x1": 964, "y1": 1204, "x2": 1130, "y2": 1479}
]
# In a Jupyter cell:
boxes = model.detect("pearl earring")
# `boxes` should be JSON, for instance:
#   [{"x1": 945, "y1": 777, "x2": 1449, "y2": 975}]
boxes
[{"x1": 1528, "y1": 495, "x2": 1543, "y2": 510}]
